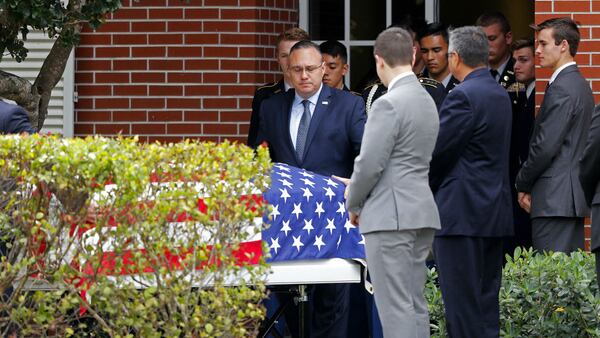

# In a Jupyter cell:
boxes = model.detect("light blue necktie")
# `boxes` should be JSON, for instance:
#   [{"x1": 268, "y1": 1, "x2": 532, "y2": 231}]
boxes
[{"x1": 295, "y1": 99, "x2": 311, "y2": 162}]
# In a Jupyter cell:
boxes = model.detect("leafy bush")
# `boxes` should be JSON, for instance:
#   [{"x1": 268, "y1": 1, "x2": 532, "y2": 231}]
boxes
[
  {"x1": 0, "y1": 134, "x2": 271, "y2": 337},
  {"x1": 427, "y1": 248, "x2": 600, "y2": 338}
]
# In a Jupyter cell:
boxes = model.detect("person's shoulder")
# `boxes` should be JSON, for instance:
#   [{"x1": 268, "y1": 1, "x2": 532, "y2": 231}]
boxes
[
  {"x1": 417, "y1": 76, "x2": 443, "y2": 89},
  {"x1": 254, "y1": 80, "x2": 284, "y2": 98}
]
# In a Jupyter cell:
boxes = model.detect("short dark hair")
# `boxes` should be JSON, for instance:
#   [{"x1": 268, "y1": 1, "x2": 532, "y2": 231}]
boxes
[
  {"x1": 289, "y1": 40, "x2": 321, "y2": 56},
  {"x1": 420, "y1": 22, "x2": 449, "y2": 45},
  {"x1": 512, "y1": 38, "x2": 534, "y2": 53},
  {"x1": 319, "y1": 40, "x2": 348, "y2": 64},
  {"x1": 374, "y1": 27, "x2": 414, "y2": 67},
  {"x1": 476, "y1": 11, "x2": 511, "y2": 34},
  {"x1": 531, "y1": 17, "x2": 580, "y2": 57},
  {"x1": 276, "y1": 27, "x2": 310, "y2": 49}
]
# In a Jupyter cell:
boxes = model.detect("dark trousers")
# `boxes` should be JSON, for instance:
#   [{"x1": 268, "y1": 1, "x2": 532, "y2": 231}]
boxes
[
  {"x1": 503, "y1": 196, "x2": 532, "y2": 258},
  {"x1": 434, "y1": 236, "x2": 503, "y2": 338},
  {"x1": 531, "y1": 217, "x2": 585, "y2": 253}
]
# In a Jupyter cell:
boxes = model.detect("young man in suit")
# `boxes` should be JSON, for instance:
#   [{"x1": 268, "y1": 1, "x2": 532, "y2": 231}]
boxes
[
  {"x1": 580, "y1": 104, "x2": 600, "y2": 289},
  {"x1": 476, "y1": 11, "x2": 516, "y2": 90},
  {"x1": 256, "y1": 40, "x2": 366, "y2": 338},
  {"x1": 246, "y1": 27, "x2": 309, "y2": 148},
  {"x1": 429, "y1": 26, "x2": 513, "y2": 337},
  {"x1": 516, "y1": 18, "x2": 594, "y2": 253},
  {"x1": 0, "y1": 100, "x2": 36, "y2": 134},
  {"x1": 343, "y1": 27, "x2": 440, "y2": 338},
  {"x1": 319, "y1": 40, "x2": 350, "y2": 91}
]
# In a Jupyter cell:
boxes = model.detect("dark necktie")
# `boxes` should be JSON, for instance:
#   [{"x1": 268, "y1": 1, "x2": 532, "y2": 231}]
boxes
[
  {"x1": 295, "y1": 100, "x2": 311, "y2": 162},
  {"x1": 490, "y1": 69, "x2": 499, "y2": 81}
]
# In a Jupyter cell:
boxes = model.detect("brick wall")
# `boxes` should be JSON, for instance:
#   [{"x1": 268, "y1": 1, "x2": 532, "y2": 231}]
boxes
[
  {"x1": 74, "y1": 0, "x2": 298, "y2": 143},
  {"x1": 535, "y1": 0, "x2": 599, "y2": 250}
]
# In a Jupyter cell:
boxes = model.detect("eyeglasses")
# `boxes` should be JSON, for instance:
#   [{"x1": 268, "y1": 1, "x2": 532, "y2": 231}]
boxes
[
  {"x1": 447, "y1": 52, "x2": 457, "y2": 58},
  {"x1": 289, "y1": 63, "x2": 323, "y2": 75}
]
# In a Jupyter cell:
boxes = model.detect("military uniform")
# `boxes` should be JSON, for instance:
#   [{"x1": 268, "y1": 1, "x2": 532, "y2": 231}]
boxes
[
  {"x1": 492, "y1": 57, "x2": 517, "y2": 90},
  {"x1": 445, "y1": 76, "x2": 461, "y2": 93},
  {"x1": 247, "y1": 79, "x2": 286, "y2": 148},
  {"x1": 362, "y1": 76, "x2": 446, "y2": 114}
]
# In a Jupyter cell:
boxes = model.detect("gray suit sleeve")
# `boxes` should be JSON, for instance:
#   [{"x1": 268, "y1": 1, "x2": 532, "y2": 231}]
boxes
[
  {"x1": 516, "y1": 86, "x2": 573, "y2": 192},
  {"x1": 579, "y1": 104, "x2": 600, "y2": 205},
  {"x1": 346, "y1": 98, "x2": 399, "y2": 214}
]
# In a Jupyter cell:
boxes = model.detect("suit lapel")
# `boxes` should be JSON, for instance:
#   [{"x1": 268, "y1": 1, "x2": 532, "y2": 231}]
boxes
[{"x1": 302, "y1": 85, "x2": 332, "y2": 161}]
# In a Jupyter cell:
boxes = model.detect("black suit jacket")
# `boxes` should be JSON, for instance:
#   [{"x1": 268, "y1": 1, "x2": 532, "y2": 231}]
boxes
[
  {"x1": 509, "y1": 89, "x2": 535, "y2": 185},
  {"x1": 496, "y1": 57, "x2": 517, "y2": 90},
  {"x1": 516, "y1": 65, "x2": 594, "y2": 218},
  {"x1": 580, "y1": 104, "x2": 600, "y2": 251},
  {"x1": 247, "y1": 79, "x2": 286, "y2": 148},
  {"x1": 256, "y1": 84, "x2": 366, "y2": 178},
  {"x1": 0, "y1": 101, "x2": 36, "y2": 134}
]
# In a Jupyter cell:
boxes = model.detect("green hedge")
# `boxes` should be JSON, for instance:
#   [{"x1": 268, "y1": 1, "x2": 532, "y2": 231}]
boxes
[{"x1": 428, "y1": 248, "x2": 600, "y2": 338}]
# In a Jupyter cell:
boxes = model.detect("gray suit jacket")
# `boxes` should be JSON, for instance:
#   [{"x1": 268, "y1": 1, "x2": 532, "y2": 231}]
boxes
[
  {"x1": 516, "y1": 65, "x2": 594, "y2": 218},
  {"x1": 580, "y1": 104, "x2": 600, "y2": 251},
  {"x1": 346, "y1": 73, "x2": 441, "y2": 234}
]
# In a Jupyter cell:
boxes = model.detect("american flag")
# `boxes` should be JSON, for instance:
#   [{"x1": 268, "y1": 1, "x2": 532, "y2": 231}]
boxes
[{"x1": 263, "y1": 163, "x2": 366, "y2": 262}]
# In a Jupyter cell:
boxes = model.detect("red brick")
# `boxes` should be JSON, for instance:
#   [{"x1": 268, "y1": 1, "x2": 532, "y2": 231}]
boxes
[
  {"x1": 149, "y1": 85, "x2": 184, "y2": 96},
  {"x1": 578, "y1": 40, "x2": 600, "y2": 53},
  {"x1": 203, "y1": 98, "x2": 237, "y2": 109},
  {"x1": 579, "y1": 27, "x2": 591, "y2": 40},
  {"x1": 74, "y1": 124, "x2": 94, "y2": 135},
  {"x1": 114, "y1": 59, "x2": 148, "y2": 71},
  {"x1": 75, "y1": 47, "x2": 94, "y2": 58},
  {"x1": 132, "y1": 72, "x2": 165, "y2": 83},
  {"x1": 168, "y1": 47, "x2": 202, "y2": 57},
  {"x1": 240, "y1": 0, "x2": 264, "y2": 5},
  {"x1": 185, "y1": 34, "x2": 219, "y2": 44},
  {"x1": 79, "y1": 34, "x2": 111, "y2": 45},
  {"x1": 76, "y1": 98, "x2": 93, "y2": 109},
  {"x1": 240, "y1": 47, "x2": 267, "y2": 58},
  {"x1": 572, "y1": 14, "x2": 600, "y2": 25},
  {"x1": 167, "y1": 123, "x2": 202, "y2": 134},
  {"x1": 132, "y1": 124, "x2": 166, "y2": 134},
  {"x1": 95, "y1": 98, "x2": 130, "y2": 109},
  {"x1": 205, "y1": 0, "x2": 238, "y2": 5},
  {"x1": 132, "y1": 47, "x2": 166, "y2": 57},
  {"x1": 220, "y1": 34, "x2": 258, "y2": 45},
  {"x1": 239, "y1": 98, "x2": 252, "y2": 109},
  {"x1": 534, "y1": 14, "x2": 564, "y2": 25},
  {"x1": 114, "y1": 85, "x2": 148, "y2": 96},
  {"x1": 113, "y1": 34, "x2": 148, "y2": 45},
  {"x1": 578, "y1": 67, "x2": 600, "y2": 79},
  {"x1": 555, "y1": 1, "x2": 589, "y2": 12},
  {"x1": 221, "y1": 59, "x2": 258, "y2": 70},
  {"x1": 132, "y1": 0, "x2": 166, "y2": 6},
  {"x1": 185, "y1": 8, "x2": 219, "y2": 19},
  {"x1": 77, "y1": 111, "x2": 111, "y2": 122},
  {"x1": 167, "y1": 98, "x2": 201, "y2": 109},
  {"x1": 594, "y1": 0, "x2": 600, "y2": 12},
  {"x1": 149, "y1": 8, "x2": 183, "y2": 19},
  {"x1": 168, "y1": 0, "x2": 203, "y2": 5},
  {"x1": 167, "y1": 72, "x2": 203, "y2": 83},
  {"x1": 574, "y1": 53, "x2": 590, "y2": 66},
  {"x1": 77, "y1": 85, "x2": 112, "y2": 96},
  {"x1": 203, "y1": 21, "x2": 238, "y2": 32},
  {"x1": 149, "y1": 60, "x2": 183, "y2": 71},
  {"x1": 240, "y1": 21, "x2": 262, "y2": 33},
  {"x1": 220, "y1": 85, "x2": 256, "y2": 96},
  {"x1": 77, "y1": 60, "x2": 111, "y2": 71},
  {"x1": 204, "y1": 47, "x2": 238, "y2": 57},
  {"x1": 203, "y1": 123, "x2": 237, "y2": 135},
  {"x1": 185, "y1": 85, "x2": 219, "y2": 96},
  {"x1": 95, "y1": 124, "x2": 131, "y2": 134},
  {"x1": 95, "y1": 22, "x2": 130, "y2": 33},
  {"x1": 132, "y1": 22, "x2": 166, "y2": 32},
  {"x1": 131, "y1": 98, "x2": 165, "y2": 108},
  {"x1": 203, "y1": 72, "x2": 238, "y2": 83},
  {"x1": 184, "y1": 111, "x2": 219, "y2": 122},
  {"x1": 149, "y1": 34, "x2": 183, "y2": 44},
  {"x1": 184, "y1": 59, "x2": 219, "y2": 70},
  {"x1": 167, "y1": 21, "x2": 203, "y2": 32},
  {"x1": 148, "y1": 111, "x2": 183, "y2": 121},
  {"x1": 75, "y1": 72, "x2": 94, "y2": 84},
  {"x1": 113, "y1": 111, "x2": 147, "y2": 122},
  {"x1": 590, "y1": 80, "x2": 600, "y2": 92},
  {"x1": 220, "y1": 111, "x2": 250, "y2": 122},
  {"x1": 221, "y1": 9, "x2": 258, "y2": 20},
  {"x1": 592, "y1": 54, "x2": 600, "y2": 66},
  {"x1": 112, "y1": 8, "x2": 148, "y2": 20},
  {"x1": 96, "y1": 47, "x2": 130, "y2": 58},
  {"x1": 239, "y1": 72, "x2": 266, "y2": 84},
  {"x1": 95, "y1": 73, "x2": 130, "y2": 83}
]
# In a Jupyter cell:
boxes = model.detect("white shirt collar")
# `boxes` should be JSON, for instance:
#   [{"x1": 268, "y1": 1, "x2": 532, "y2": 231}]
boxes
[
  {"x1": 526, "y1": 81, "x2": 535, "y2": 99},
  {"x1": 492, "y1": 56, "x2": 511, "y2": 80},
  {"x1": 387, "y1": 71, "x2": 414, "y2": 90},
  {"x1": 549, "y1": 61, "x2": 576, "y2": 84},
  {"x1": 284, "y1": 81, "x2": 293, "y2": 91},
  {"x1": 441, "y1": 73, "x2": 453, "y2": 88},
  {"x1": 293, "y1": 83, "x2": 323, "y2": 109}
]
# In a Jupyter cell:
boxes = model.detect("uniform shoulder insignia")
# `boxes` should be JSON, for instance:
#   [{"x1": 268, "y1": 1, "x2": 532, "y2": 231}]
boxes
[
  {"x1": 363, "y1": 81, "x2": 383, "y2": 91},
  {"x1": 418, "y1": 77, "x2": 442, "y2": 89},
  {"x1": 349, "y1": 90, "x2": 361, "y2": 96},
  {"x1": 256, "y1": 81, "x2": 279, "y2": 91}
]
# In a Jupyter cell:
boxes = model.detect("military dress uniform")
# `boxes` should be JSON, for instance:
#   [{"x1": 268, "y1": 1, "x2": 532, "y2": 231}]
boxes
[
  {"x1": 247, "y1": 79, "x2": 286, "y2": 148},
  {"x1": 491, "y1": 57, "x2": 517, "y2": 90},
  {"x1": 362, "y1": 75, "x2": 446, "y2": 114}
]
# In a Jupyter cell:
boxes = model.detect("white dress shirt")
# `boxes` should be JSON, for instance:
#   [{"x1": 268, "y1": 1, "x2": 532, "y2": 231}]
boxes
[
  {"x1": 549, "y1": 61, "x2": 576, "y2": 85},
  {"x1": 290, "y1": 84, "x2": 323, "y2": 149}
]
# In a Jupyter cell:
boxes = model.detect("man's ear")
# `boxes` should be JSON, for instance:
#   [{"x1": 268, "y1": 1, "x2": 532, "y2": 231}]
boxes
[
  {"x1": 505, "y1": 31, "x2": 513, "y2": 45},
  {"x1": 342, "y1": 63, "x2": 349, "y2": 76},
  {"x1": 412, "y1": 46, "x2": 417, "y2": 67}
]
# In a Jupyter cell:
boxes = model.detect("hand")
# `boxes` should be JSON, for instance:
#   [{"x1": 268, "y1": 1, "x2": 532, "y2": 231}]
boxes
[
  {"x1": 349, "y1": 211, "x2": 360, "y2": 226},
  {"x1": 518, "y1": 192, "x2": 531, "y2": 213},
  {"x1": 331, "y1": 175, "x2": 350, "y2": 199}
]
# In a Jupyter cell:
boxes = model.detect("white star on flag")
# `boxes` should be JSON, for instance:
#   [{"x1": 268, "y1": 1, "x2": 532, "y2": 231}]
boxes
[
  {"x1": 279, "y1": 178, "x2": 293, "y2": 188},
  {"x1": 279, "y1": 188, "x2": 291, "y2": 203},
  {"x1": 292, "y1": 235, "x2": 304, "y2": 252},
  {"x1": 315, "y1": 202, "x2": 325, "y2": 218},
  {"x1": 301, "y1": 178, "x2": 315, "y2": 187},
  {"x1": 300, "y1": 171, "x2": 314, "y2": 178},
  {"x1": 336, "y1": 202, "x2": 346, "y2": 216},
  {"x1": 277, "y1": 171, "x2": 292, "y2": 179},
  {"x1": 270, "y1": 204, "x2": 280, "y2": 220},
  {"x1": 302, "y1": 187, "x2": 313, "y2": 201},
  {"x1": 323, "y1": 186, "x2": 336, "y2": 201},
  {"x1": 292, "y1": 203, "x2": 303, "y2": 219},
  {"x1": 344, "y1": 218, "x2": 355, "y2": 233},
  {"x1": 281, "y1": 219, "x2": 292, "y2": 236},
  {"x1": 359, "y1": 235, "x2": 365, "y2": 245},
  {"x1": 314, "y1": 235, "x2": 325, "y2": 251},
  {"x1": 325, "y1": 177, "x2": 339, "y2": 188},
  {"x1": 270, "y1": 237, "x2": 281, "y2": 254},
  {"x1": 303, "y1": 219, "x2": 314, "y2": 234},
  {"x1": 325, "y1": 218, "x2": 336, "y2": 234},
  {"x1": 276, "y1": 164, "x2": 291, "y2": 172}
]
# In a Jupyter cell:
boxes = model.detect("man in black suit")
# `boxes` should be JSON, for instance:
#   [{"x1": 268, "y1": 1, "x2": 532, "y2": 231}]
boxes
[
  {"x1": 256, "y1": 40, "x2": 366, "y2": 338},
  {"x1": 516, "y1": 18, "x2": 594, "y2": 253},
  {"x1": 246, "y1": 27, "x2": 309, "y2": 148},
  {"x1": 0, "y1": 100, "x2": 36, "y2": 134},
  {"x1": 476, "y1": 11, "x2": 516, "y2": 90},
  {"x1": 580, "y1": 104, "x2": 600, "y2": 289},
  {"x1": 429, "y1": 26, "x2": 513, "y2": 338},
  {"x1": 419, "y1": 22, "x2": 460, "y2": 92},
  {"x1": 319, "y1": 40, "x2": 352, "y2": 92}
]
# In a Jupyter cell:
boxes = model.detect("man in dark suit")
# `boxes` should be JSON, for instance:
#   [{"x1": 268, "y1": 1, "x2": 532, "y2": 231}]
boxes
[
  {"x1": 246, "y1": 27, "x2": 309, "y2": 148},
  {"x1": 429, "y1": 26, "x2": 513, "y2": 338},
  {"x1": 319, "y1": 40, "x2": 352, "y2": 92},
  {"x1": 476, "y1": 11, "x2": 516, "y2": 90},
  {"x1": 420, "y1": 22, "x2": 460, "y2": 92},
  {"x1": 0, "y1": 100, "x2": 36, "y2": 134},
  {"x1": 516, "y1": 18, "x2": 594, "y2": 253},
  {"x1": 579, "y1": 104, "x2": 600, "y2": 289},
  {"x1": 256, "y1": 40, "x2": 366, "y2": 338}
]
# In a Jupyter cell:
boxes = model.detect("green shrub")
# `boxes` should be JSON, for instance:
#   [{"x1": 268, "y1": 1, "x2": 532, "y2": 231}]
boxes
[{"x1": 0, "y1": 135, "x2": 271, "y2": 337}]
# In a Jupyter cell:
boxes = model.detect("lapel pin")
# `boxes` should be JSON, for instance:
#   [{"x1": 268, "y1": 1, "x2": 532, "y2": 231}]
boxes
[{"x1": 322, "y1": 101, "x2": 329, "y2": 105}]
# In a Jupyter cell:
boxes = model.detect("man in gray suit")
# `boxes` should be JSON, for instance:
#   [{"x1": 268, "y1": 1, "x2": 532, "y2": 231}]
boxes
[
  {"x1": 516, "y1": 18, "x2": 594, "y2": 253},
  {"x1": 341, "y1": 27, "x2": 440, "y2": 337}
]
